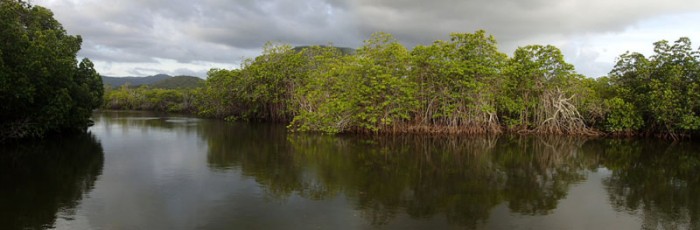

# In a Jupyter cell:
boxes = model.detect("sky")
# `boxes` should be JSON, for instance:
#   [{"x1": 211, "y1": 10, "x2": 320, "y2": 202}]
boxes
[{"x1": 36, "y1": 0, "x2": 700, "y2": 78}]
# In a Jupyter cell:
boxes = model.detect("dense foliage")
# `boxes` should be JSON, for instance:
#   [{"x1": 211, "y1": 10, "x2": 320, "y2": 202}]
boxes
[
  {"x1": 102, "y1": 85, "x2": 197, "y2": 113},
  {"x1": 608, "y1": 38, "x2": 700, "y2": 137},
  {"x1": 0, "y1": 0, "x2": 103, "y2": 140},
  {"x1": 101, "y1": 30, "x2": 699, "y2": 137},
  {"x1": 191, "y1": 31, "x2": 698, "y2": 137}
]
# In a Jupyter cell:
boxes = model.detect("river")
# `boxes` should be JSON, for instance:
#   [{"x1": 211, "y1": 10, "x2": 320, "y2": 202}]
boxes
[{"x1": 1, "y1": 111, "x2": 698, "y2": 229}]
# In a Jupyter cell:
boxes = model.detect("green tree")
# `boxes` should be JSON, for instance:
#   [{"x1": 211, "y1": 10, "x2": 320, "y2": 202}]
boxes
[
  {"x1": 240, "y1": 43, "x2": 306, "y2": 121},
  {"x1": 502, "y1": 45, "x2": 594, "y2": 134},
  {"x1": 610, "y1": 38, "x2": 700, "y2": 136},
  {"x1": 102, "y1": 85, "x2": 194, "y2": 113},
  {"x1": 410, "y1": 30, "x2": 507, "y2": 133},
  {"x1": 348, "y1": 32, "x2": 416, "y2": 132},
  {"x1": 287, "y1": 45, "x2": 348, "y2": 133},
  {"x1": 603, "y1": 97, "x2": 643, "y2": 133},
  {"x1": 0, "y1": 0, "x2": 103, "y2": 140},
  {"x1": 196, "y1": 69, "x2": 243, "y2": 119},
  {"x1": 187, "y1": 29, "x2": 700, "y2": 137},
  {"x1": 197, "y1": 43, "x2": 308, "y2": 121},
  {"x1": 290, "y1": 33, "x2": 415, "y2": 133}
]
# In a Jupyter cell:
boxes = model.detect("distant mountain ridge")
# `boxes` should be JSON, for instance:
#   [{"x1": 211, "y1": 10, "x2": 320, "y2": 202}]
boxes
[
  {"x1": 151, "y1": 76, "x2": 204, "y2": 89},
  {"x1": 102, "y1": 74, "x2": 204, "y2": 89},
  {"x1": 102, "y1": 74, "x2": 172, "y2": 87}
]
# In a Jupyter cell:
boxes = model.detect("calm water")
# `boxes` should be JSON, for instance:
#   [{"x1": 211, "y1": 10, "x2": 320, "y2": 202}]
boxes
[{"x1": 1, "y1": 111, "x2": 699, "y2": 229}]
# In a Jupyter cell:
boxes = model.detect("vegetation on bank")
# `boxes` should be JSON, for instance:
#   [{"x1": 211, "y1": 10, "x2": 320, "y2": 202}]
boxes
[
  {"x1": 101, "y1": 75, "x2": 203, "y2": 113},
  {"x1": 189, "y1": 32, "x2": 699, "y2": 138},
  {"x1": 0, "y1": 0, "x2": 103, "y2": 140},
  {"x1": 103, "y1": 85, "x2": 197, "y2": 113},
  {"x1": 105, "y1": 31, "x2": 700, "y2": 138},
  {"x1": 1, "y1": 1, "x2": 695, "y2": 139}
]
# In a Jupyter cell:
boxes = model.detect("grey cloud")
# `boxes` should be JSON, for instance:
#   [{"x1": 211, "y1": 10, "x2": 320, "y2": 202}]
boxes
[
  {"x1": 170, "y1": 68, "x2": 208, "y2": 78},
  {"x1": 187, "y1": 0, "x2": 361, "y2": 48},
  {"x1": 559, "y1": 42, "x2": 613, "y2": 78},
  {"x1": 125, "y1": 67, "x2": 207, "y2": 78},
  {"x1": 350, "y1": 0, "x2": 700, "y2": 47},
  {"x1": 37, "y1": 0, "x2": 700, "y2": 77},
  {"x1": 129, "y1": 67, "x2": 165, "y2": 76}
]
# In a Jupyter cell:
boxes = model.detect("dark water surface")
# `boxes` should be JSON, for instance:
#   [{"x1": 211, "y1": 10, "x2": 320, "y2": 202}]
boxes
[{"x1": 2, "y1": 111, "x2": 699, "y2": 229}]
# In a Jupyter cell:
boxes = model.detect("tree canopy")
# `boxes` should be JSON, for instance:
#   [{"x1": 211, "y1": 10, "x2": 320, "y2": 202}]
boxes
[
  {"x1": 0, "y1": 0, "x2": 103, "y2": 140},
  {"x1": 608, "y1": 38, "x2": 700, "y2": 137},
  {"x1": 191, "y1": 31, "x2": 700, "y2": 138}
]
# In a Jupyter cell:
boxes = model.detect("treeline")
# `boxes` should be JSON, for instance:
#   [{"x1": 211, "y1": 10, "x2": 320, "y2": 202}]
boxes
[
  {"x1": 102, "y1": 75, "x2": 203, "y2": 112},
  {"x1": 103, "y1": 85, "x2": 197, "y2": 113},
  {"x1": 198, "y1": 31, "x2": 700, "y2": 137},
  {"x1": 107, "y1": 30, "x2": 700, "y2": 137}
]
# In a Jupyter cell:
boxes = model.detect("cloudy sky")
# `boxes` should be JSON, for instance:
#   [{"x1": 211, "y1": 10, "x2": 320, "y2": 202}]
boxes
[{"x1": 36, "y1": 0, "x2": 700, "y2": 78}]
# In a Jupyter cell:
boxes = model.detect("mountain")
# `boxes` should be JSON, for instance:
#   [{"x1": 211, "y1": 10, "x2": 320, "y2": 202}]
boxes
[
  {"x1": 151, "y1": 76, "x2": 204, "y2": 89},
  {"x1": 102, "y1": 74, "x2": 172, "y2": 87}
]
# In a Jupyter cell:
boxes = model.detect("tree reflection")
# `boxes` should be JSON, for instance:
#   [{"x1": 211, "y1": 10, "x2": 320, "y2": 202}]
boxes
[
  {"x1": 92, "y1": 112, "x2": 700, "y2": 228},
  {"x1": 601, "y1": 139, "x2": 700, "y2": 229},
  {"x1": 0, "y1": 133, "x2": 104, "y2": 230},
  {"x1": 195, "y1": 119, "x2": 700, "y2": 228},
  {"x1": 205, "y1": 125, "x2": 599, "y2": 227},
  {"x1": 495, "y1": 136, "x2": 593, "y2": 215},
  {"x1": 200, "y1": 121, "x2": 307, "y2": 199},
  {"x1": 93, "y1": 110, "x2": 201, "y2": 135}
]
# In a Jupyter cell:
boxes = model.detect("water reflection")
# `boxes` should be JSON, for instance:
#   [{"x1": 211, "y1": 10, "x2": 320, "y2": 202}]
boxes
[
  {"x1": 201, "y1": 122, "x2": 700, "y2": 228},
  {"x1": 200, "y1": 120, "x2": 301, "y2": 197},
  {"x1": 204, "y1": 126, "x2": 606, "y2": 227},
  {"x1": 92, "y1": 110, "x2": 202, "y2": 137},
  {"x1": 0, "y1": 133, "x2": 104, "y2": 230},
  {"x1": 293, "y1": 135, "x2": 605, "y2": 227},
  {"x1": 600, "y1": 139, "x2": 700, "y2": 229},
  {"x1": 44, "y1": 111, "x2": 700, "y2": 229}
]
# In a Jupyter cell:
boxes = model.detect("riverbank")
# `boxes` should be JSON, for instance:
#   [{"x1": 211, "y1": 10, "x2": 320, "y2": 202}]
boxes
[{"x1": 103, "y1": 31, "x2": 700, "y2": 138}]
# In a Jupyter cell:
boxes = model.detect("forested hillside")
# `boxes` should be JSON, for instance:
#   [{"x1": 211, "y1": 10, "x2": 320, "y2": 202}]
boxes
[
  {"x1": 151, "y1": 76, "x2": 204, "y2": 89},
  {"x1": 101, "y1": 74, "x2": 171, "y2": 87}
]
